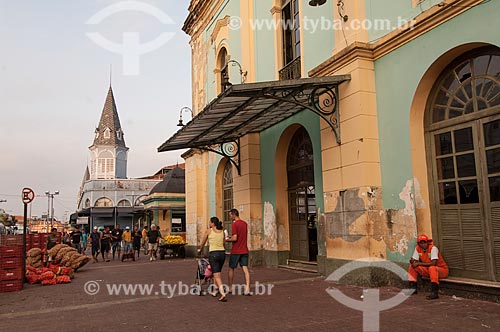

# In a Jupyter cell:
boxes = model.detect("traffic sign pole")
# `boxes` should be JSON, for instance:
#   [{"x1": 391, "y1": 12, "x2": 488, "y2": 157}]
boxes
[{"x1": 21, "y1": 188, "x2": 35, "y2": 283}]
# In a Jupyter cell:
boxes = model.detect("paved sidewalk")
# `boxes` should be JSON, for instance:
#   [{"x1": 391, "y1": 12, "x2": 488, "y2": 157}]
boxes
[{"x1": 1, "y1": 257, "x2": 499, "y2": 332}]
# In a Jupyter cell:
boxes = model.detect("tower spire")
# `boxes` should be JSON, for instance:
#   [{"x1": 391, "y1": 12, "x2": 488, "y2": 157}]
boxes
[{"x1": 92, "y1": 86, "x2": 126, "y2": 148}]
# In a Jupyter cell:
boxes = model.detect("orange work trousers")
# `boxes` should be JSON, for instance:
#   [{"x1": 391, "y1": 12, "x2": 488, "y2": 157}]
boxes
[{"x1": 408, "y1": 265, "x2": 449, "y2": 284}]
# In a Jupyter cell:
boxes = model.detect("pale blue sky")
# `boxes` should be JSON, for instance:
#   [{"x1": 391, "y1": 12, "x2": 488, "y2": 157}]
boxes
[{"x1": 0, "y1": 0, "x2": 192, "y2": 218}]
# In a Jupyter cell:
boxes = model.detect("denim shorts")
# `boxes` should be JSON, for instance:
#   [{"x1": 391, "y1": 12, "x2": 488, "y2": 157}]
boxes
[
  {"x1": 228, "y1": 254, "x2": 249, "y2": 268},
  {"x1": 208, "y1": 250, "x2": 226, "y2": 273}
]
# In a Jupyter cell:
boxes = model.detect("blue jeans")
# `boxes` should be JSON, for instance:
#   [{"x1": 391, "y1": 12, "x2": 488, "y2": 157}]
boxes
[{"x1": 123, "y1": 242, "x2": 132, "y2": 253}]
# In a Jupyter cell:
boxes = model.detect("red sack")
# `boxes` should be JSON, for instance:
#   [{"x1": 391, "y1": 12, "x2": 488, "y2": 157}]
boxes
[
  {"x1": 40, "y1": 271, "x2": 55, "y2": 281},
  {"x1": 60, "y1": 267, "x2": 73, "y2": 276},
  {"x1": 49, "y1": 264, "x2": 61, "y2": 275},
  {"x1": 42, "y1": 267, "x2": 51, "y2": 274},
  {"x1": 26, "y1": 271, "x2": 40, "y2": 284},
  {"x1": 26, "y1": 266, "x2": 38, "y2": 273},
  {"x1": 41, "y1": 279, "x2": 56, "y2": 286},
  {"x1": 56, "y1": 275, "x2": 71, "y2": 284}
]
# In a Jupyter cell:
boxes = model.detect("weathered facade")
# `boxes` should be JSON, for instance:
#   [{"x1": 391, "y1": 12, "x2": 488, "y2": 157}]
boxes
[{"x1": 160, "y1": 0, "x2": 500, "y2": 283}]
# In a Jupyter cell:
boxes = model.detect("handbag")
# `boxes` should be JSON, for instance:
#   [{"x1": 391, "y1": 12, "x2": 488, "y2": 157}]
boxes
[{"x1": 204, "y1": 264, "x2": 213, "y2": 278}]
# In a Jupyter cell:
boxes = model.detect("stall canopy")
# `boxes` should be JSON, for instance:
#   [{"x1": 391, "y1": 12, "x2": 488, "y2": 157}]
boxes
[{"x1": 158, "y1": 76, "x2": 350, "y2": 174}]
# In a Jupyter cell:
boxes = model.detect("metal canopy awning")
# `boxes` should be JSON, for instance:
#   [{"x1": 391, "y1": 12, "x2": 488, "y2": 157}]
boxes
[{"x1": 158, "y1": 75, "x2": 350, "y2": 174}]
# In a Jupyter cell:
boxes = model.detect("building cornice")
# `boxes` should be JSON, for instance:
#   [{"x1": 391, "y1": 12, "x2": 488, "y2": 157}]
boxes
[
  {"x1": 270, "y1": 6, "x2": 281, "y2": 15},
  {"x1": 210, "y1": 15, "x2": 231, "y2": 43},
  {"x1": 310, "y1": 0, "x2": 484, "y2": 76},
  {"x1": 183, "y1": 0, "x2": 226, "y2": 39}
]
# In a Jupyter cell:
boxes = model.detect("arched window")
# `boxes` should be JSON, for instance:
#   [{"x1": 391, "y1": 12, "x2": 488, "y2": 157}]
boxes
[
  {"x1": 97, "y1": 150, "x2": 115, "y2": 179},
  {"x1": 222, "y1": 160, "x2": 233, "y2": 232},
  {"x1": 218, "y1": 48, "x2": 229, "y2": 93},
  {"x1": 95, "y1": 197, "x2": 113, "y2": 207},
  {"x1": 117, "y1": 199, "x2": 131, "y2": 207},
  {"x1": 135, "y1": 195, "x2": 147, "y2": 206},
  {"x1": 430, "y1": 50, "x2": 500, "y2": 123},
  {"x1": 84, "y1": 199, "x2": 91, "y2": 208}
]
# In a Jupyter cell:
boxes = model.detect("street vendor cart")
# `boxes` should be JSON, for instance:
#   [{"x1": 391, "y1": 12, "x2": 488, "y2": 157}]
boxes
[{"x1": 159, "y1": 235, "x2": 186, "y2": 259}]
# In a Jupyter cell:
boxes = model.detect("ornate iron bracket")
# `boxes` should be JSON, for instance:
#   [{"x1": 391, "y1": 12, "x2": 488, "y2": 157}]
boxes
[
  {"x1": 196, "y1": 139, "x2": 241, "y2": 175},
  {"x1": 263, "y1": 85, "x2": 341, "y2": 144}
]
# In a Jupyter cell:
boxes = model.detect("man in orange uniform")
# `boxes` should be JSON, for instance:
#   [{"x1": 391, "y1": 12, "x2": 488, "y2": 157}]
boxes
[{"x1": 408, "y1": 234, "x2": 449, "y2": 300}]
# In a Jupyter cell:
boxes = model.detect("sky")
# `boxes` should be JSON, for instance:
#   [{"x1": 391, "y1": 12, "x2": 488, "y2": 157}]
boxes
[{"x1": 0, "y1": 0, "x2": 192, "y2": 219}]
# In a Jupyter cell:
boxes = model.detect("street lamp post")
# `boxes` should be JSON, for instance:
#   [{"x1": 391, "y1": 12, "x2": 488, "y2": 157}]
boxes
[
  {"x1": 177, "y1": 107, "x2": 193, "y2": 127},
  {"x1": 45, "y1": 191, "x2": 59, "y2": 228}
]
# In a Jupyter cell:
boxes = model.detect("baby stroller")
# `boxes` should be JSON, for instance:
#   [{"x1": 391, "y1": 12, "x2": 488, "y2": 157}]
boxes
[{"x1": 194, "y1": 257, "x2": 213, "y2": 296}]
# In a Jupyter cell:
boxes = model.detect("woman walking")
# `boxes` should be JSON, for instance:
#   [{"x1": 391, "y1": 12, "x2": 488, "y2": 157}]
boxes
[{"x1": 197, "y1": 217, "x2": 227, "y2": 302}]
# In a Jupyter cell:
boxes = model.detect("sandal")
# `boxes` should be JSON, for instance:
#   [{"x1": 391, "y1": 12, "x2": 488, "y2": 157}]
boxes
[{"x1": 218, "y1": 296, "x2": 227, "y2": 302}]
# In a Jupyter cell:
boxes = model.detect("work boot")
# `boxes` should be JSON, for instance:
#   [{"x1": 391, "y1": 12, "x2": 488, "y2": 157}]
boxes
[
  {"x1": 426, "y1": 283, "x2": 439, "y2": 300},
  {"x1": 408, "y1": 281, "x2": 418, "y2": 295}
]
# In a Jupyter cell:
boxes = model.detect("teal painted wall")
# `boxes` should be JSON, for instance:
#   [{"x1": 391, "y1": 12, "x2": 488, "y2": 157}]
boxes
[
  {"x1": 205, "y1": 0, "x2": 242, "y2": 103},
  {"x1": 253, "y1": 1, "x2": 276, "y2": 82},
  {"x1": 365, "y1": 0, "x2": 443, "y2": 42},
  {"x1": 301, "y1": 0, "x2": 335, "y2": 75},
  {"x1": 375, "y1": 0, "x2": 500, "y2": 209},
  {"x1": 260, "y1": 110, "x2": 325, "y2": 215},
  {"x1": 208, "y1": 154, "x2": 223, "y2": 218}
]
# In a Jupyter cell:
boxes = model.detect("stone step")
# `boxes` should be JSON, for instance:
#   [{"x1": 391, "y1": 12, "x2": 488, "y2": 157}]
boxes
[
  {"x1": 419, "y1": 276, "x2": 500, "y2": 302},
  {"x1": 287, "y1": 259, "x2": 318, "y2": 266},
  {"x1": 278, "y1": 264, "x2": 318, "y2": 274}
]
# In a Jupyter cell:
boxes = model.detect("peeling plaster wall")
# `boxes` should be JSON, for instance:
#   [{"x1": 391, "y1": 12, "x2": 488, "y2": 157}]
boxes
[
  {"x1": 324, "y1": 185, "x2": 417, "y2": 263},
  {"x1": 263, "y1": 201, "x2": 277, "y2": 250}
]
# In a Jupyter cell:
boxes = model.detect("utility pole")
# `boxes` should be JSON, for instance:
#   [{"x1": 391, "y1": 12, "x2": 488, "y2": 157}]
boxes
[{"x1": 45, "y1": 191, "x2": 59, "y2": 228}]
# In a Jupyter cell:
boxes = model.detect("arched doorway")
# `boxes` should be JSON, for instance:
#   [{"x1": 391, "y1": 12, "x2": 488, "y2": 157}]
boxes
[
  {"x1": 287, "y1": 127, "x2": 317, "y2": 261},
  {"x1": 426, "y1": 46, "x2": 500, "y2": 281}
]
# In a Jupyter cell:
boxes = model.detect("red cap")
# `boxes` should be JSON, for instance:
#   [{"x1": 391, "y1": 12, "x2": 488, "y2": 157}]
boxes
[{"x1": 417, "y1": 234, "x2": 429, "y2": 242}]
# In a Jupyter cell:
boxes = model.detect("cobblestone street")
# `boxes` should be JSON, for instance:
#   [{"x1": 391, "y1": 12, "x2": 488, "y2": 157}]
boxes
[{"x1": 1, "y1": 258, "x2": 500, "y2": 332}]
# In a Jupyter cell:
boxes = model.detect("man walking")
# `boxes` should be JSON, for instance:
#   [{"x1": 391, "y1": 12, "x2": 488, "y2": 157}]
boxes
[
  {"x1": 226, "y1": 208, "x2": 251, "y2": 295},
  {"x1": 122, "y1": 226, "x2": 133, "y2": 261},
  {"x1": 90, "y1": 226, "x2": 101, "y2": 263},
  {"x1": 70, "y1": 226, "x2": 82, "y2": 253},
  {"x1": 111, "y1": 224, "x2": 123, "y2": 260},
  {"x1": 408, "y1": 234, "x2": 449, "y2": 300},
  {"x1": 132, "y1": 226, "x2": 142, "y2": 259},
  {"x1": 147, "y1": 224, "x2": 161, "y2": 262}
]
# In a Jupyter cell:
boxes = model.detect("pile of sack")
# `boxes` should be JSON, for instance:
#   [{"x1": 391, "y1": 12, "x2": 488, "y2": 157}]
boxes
[
  {"x1": 47, "y1": 244, "x2": 91, "y2": 270},
  {"x1": 26, "y1": 248, "x2": 43, "y2": 268},
  {"x1": 26, "y1": 265, "x2": 73, "y2": 285}
]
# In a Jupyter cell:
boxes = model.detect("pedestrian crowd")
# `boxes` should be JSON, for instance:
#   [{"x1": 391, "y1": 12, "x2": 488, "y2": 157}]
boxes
[{"x1": 62, "y1": 224, "x2": 162, "y2": 263}]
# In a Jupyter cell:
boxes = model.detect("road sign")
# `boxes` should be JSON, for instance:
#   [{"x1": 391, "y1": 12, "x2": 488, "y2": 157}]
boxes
[{"x1": 22, "y1": 187, "x2": 35, "y2": 204}]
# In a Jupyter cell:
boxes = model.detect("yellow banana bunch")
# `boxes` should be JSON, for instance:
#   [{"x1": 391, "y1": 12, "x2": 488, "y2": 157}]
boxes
[{"x1": 165, "y1": 235, "x2": 185, "y2": 245}]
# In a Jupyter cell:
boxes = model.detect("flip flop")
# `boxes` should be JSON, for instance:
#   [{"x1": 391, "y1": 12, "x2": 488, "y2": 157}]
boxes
[
  {"x1": 218, "y1": 296, "x2": 227, "y2": 302},
  {"x1": 243, "y1": 292, "x2": 252, "y2": 296}
]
